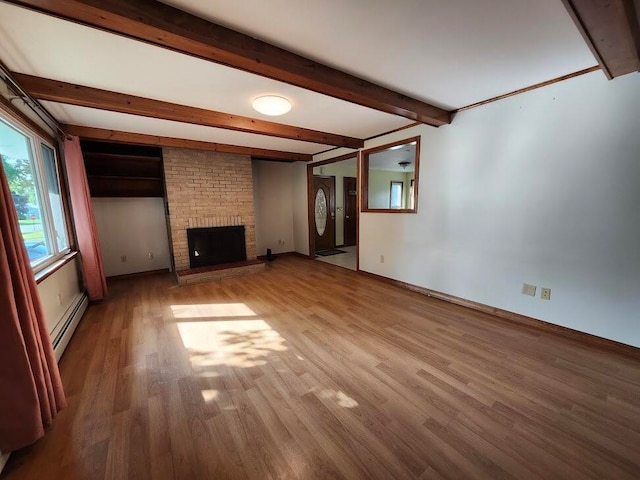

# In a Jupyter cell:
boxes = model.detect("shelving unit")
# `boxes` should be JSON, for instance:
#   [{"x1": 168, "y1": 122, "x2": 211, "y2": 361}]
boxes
[{"x1": 81, "y1": 141, "x2": 164, "y2": 197}]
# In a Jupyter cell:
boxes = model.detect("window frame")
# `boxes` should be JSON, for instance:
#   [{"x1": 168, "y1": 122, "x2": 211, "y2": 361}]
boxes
[
  {"x1": 361, "y1": 135, "x2": 421, "y2": 214},
  {"x1": 0, "y1": 104, "x2": 73, "y2": 273}
]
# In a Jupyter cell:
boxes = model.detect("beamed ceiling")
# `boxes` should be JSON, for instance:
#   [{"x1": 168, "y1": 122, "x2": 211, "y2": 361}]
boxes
[{"x1": 0, "y1": 0, "x2": 636, "y2": 159}]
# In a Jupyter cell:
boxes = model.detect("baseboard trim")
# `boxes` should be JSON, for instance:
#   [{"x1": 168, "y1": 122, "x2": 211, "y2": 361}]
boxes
[
  {"x1": 53, "y1": 292, "x2": 89, "y2": 362},
  {"x1": 358, "y1": 270, "x2": 639, "y2": 359},
  {"x1": 107, "y1": 268, "x2": 170, "y2": 281},
  {"x1": 257, "y1": 251, "x2": 310, "y2": 260}
]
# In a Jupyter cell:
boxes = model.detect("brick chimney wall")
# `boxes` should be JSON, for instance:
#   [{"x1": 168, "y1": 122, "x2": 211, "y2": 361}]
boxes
[{"x1": 163, "y1": 147, "x2": 256, "y2": 271}]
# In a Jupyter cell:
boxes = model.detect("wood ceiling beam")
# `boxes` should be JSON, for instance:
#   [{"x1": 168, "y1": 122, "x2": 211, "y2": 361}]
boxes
[
  {"x1": 5, "y1": 0, "x2": 451, "y2": 127},
  {"x1": 62, "y1": 124, "x2": 313, "y2": 162},
  {"x1": 13, "y1": 73, "x2": 362, "y2": 148},
  {"x1": 561, "y1": 0, "x2": 640, "y2": 78}
]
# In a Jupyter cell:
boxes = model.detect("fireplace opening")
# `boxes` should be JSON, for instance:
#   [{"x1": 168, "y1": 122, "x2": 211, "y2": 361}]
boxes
[{"x1": 187, "y1": 226, "x2": 247, "y2": 269}]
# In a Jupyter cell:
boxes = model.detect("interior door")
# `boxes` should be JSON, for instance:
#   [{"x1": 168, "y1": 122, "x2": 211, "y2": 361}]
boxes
[
  {"x1": 314, "y1": 176, "x2": 336, "y2": 251},
  {"x1": 343, "y1": 176, "x2": 357, "y2": 247}
]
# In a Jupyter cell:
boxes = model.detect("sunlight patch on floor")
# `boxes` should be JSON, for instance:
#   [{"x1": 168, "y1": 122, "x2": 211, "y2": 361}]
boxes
[
  {"x1": 201, "y1": 389, "x2": 219, "y2": 403},
  {"x1": 319, "y1": 389, "x2": 359, "y2": 408},
  {"x1": 177, "y1": 319, "x2": 287, "y2": 369},
  {"x1": 171, "y1": 303, "x2": 257, "y2": 319}
]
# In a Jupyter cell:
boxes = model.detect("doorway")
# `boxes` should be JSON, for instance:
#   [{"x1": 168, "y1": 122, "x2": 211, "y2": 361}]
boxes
[
  {"x1": 313, "y1": 175, "x2": 336, "y2": 251},
  {"x1": 343, "y1": 177, "x2": 357, "y2": 247},
  {"x1": 307, "y1": 153, "x2": 358, "y2": 271}
]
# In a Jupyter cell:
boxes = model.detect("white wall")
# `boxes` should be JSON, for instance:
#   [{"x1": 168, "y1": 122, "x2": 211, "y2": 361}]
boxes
[
  {"x1": 38, "y1": 258, "x2": 83, "y2": 338},
  {"x1": 368, "y1": 169, "x2": 412, "y2": 209},
  {"x1": 309, "y1": 71, "x2": 640, "y2": 348},
  {"x1": 292, "y1": 162, "x2": 310, "y2": 255},
  {"x1": 313, "y1": 159, "x2": 357, "y2": 245},
  {"x1": 92, "y1": 197, "x2": 171, "y2": 277},
  {"x1": 252, "y1": 160, "x2": 296, "y2": 255}
]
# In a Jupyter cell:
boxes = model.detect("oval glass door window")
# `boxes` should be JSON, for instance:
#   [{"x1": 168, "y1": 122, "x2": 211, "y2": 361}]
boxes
[{"x1": 315, "y1": 188, "x2": 328, "y2": 236}]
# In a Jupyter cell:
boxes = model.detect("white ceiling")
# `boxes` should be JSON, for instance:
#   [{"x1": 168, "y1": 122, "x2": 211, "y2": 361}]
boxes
[
  {"x1": 0, "y1": 1, "x2": 597, "y2": 155},
  {"x1": 161, "y1": 0, "x2": 597, "y2": 108},
  {"x1": 40, "y1": 102, "x2": 329, "y2": 154},
  {"x1": 369, "y1": 143, "x2": 417, "y2": 172}
]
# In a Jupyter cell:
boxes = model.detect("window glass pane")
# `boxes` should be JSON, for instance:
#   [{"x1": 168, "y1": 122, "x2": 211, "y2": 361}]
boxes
[
  {"x1": 0, "y1": 119, "x2": 51, "y2": 263},
  {"x1": 41, "y1": 143, "x2": 69, "y2": 251},
  {"x1": 390, "y1": 181, "x2": 403, "y2": 209}
]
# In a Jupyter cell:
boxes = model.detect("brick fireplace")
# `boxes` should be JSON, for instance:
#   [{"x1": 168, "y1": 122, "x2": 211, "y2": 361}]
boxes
[{"x1": 163, "y1": 147, "x2": 258, "y2": 282}]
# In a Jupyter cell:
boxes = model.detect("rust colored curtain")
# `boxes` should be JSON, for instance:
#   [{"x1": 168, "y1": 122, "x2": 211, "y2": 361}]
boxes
[
  {"x1": 64, "y1": 136, "x2": 107, "y2": 301},
  {"x1": 0, "y1": 163, "x2": 66, "y2": 453}
]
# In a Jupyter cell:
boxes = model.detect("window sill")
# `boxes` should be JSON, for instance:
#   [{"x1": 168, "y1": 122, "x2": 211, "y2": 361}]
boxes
[{"x1": 35, "y1": 251, "x2": 78, "y2": 284}]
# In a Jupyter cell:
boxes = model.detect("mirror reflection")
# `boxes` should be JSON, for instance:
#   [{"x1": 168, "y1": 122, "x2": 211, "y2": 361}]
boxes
[{"x1": 363, "y1": 137, "x2": 419, "y2": 212}]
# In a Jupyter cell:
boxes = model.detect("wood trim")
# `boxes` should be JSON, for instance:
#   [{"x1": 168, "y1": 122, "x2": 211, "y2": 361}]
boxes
[
  {"x1": 35, "y1": 251, "x2": 78, "y2": 284},
  {"x1": 306, "y1": 162, "x2": 315, "y2": 259},
  {"x1": 312, "y1": 122, "x2": 422, "y2": 157},
  {"x1": 83, "y1": 152, "x2": 161, "y2": 162},
  {"x1": 307, "y1": 151, "x2": 360, "y2": 259},
  {"x1": 358, "y1": 269, "x2": 639, "y2": 360},
  {"x1": 106, "y1": 268, "x2": 170, "y2": 280},
  {"x1": 361, "y1": 135, "x2": 420, "y2": 214},
  {"x1": 14, "y1": 73, "x2": 363, "y2": 149},
  {"x1": 561, "y1": 2, "x2": 613, "y2": 79},
  {"x1": 364, "y1": 122, "x2": 421, "y2": 141},
  {"x1": 5, "y1": 0, "x2": 451, "y2": 127},
  {"x1": 455, "y1": 66, "x2": 602, "y2": 113},
  {"x1": 311, "y1": 146, "x2": 340, "y2": 157},
  {"x1": 356, "y1": 151, "x2": 360, "y2": 272},
  {"x1": 561, "y1": 0, "x2": 640, "y2": 78},
  {"x1": 62, "y1": 124, "x2": 312, "y2": 162},
  {"x1": 257, "y1": 251, "x2": 309, "y2": 260},
  {"x1": 311, "y1": 151, "x2": 359, "y2": 167},
  {"x1": 0, "y1": 94, "x2": 56, "y2": 144}
]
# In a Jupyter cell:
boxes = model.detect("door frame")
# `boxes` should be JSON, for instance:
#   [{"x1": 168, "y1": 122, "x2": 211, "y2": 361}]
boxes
[
  {"x1": 307, "y1": 151, "x2": 360, "y2": 271},
  {"x1": 343, "y1": 176, "x2": 357, "y2": 247},
  {"x1": 313, "y1": 175, "x2": 337, "y2": 251}
]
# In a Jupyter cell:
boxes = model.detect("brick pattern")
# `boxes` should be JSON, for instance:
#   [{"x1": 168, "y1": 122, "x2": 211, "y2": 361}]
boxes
[
  {"x1": 176, "y1": 263, "x2": 265, "y2": 286},
  {"x1": 163, "y1": 147, "x2": 256, "y2": 271}
]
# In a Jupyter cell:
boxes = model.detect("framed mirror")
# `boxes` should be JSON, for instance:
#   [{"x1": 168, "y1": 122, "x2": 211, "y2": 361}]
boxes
[{"x1": 362, "y1": 136, "x2": 420, "y2": 213}]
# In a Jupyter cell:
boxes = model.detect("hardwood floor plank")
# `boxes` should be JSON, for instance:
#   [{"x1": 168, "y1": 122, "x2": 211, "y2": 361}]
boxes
[{"x1": 3, "y1": 257, "x2": 639, "y2": 479}]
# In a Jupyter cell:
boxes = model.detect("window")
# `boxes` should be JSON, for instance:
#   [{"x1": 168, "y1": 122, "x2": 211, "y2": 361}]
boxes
[
  {"x1": 1, "y1": 111, "x2": 70, "y2": 270},
  {"x1": 390, "y1": 181, "x2": 403, "y2": 209},
  {"x1": 362, "y1": 136, "x2": 420, "y2": 213}
]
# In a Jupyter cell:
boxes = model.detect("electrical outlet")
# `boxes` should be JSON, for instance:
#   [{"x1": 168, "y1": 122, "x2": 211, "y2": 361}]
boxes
[
  {"x1": 541, "y1": 287, "x2": 551, "y2": 300},
  {"x1": 148, "y1": 252, "x2": 154, "y2": 259},
  {"x1": 121, "y1": 255, "x2": 127, "y2": 263},
  {"x1": 522, "y1": 283, "x2": 537, "y2": 296},
  {"x1": 380, "y1": 255, "x2": 385, "y2": 263},
  {"x1": 56, "y1": 293, "x2": 63, "y2": 306}
]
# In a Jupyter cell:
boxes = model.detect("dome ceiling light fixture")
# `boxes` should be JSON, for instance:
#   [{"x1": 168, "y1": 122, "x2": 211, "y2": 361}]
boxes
[{"x1": 252, "y1": 95, "x2": 292, "y2": 116}]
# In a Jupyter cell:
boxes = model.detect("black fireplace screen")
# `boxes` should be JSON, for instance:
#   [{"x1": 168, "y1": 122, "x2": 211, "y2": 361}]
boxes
[{"x1": 187, "y1": 226, "x2": 246, "y2": 269}]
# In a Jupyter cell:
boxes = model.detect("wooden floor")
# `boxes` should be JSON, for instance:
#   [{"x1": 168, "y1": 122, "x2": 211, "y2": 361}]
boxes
[{"x1": 4, "y1": 257, "x2": 640, "y2": 479}]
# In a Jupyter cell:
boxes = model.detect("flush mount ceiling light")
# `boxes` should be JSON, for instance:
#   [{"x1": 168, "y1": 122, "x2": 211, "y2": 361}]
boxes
[
  {"x1": 252, "y1": 95, "x2": 292, "y2": 116},
  {"x1": 398, "y1": 160, "x2": 412, "y2": 169}
]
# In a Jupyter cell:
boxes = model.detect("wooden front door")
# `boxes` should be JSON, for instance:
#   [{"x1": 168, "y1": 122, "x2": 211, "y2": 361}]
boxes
[
  {"x1": 313, "y1": 176, "x2": 335, "y2": 252},
  {"x1": 343, "y1": 176, "x2": 357, "y2": 247}
]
